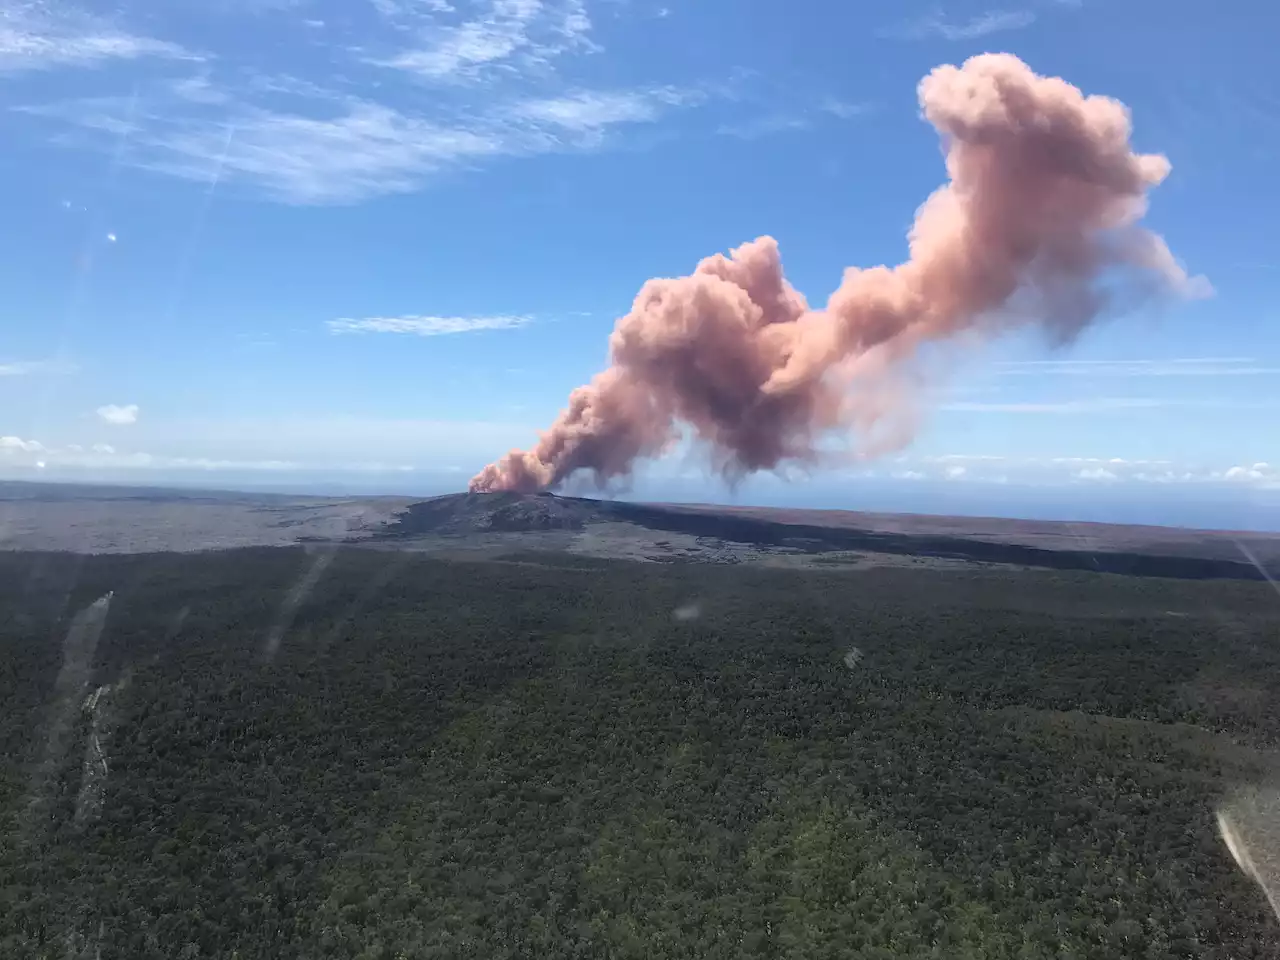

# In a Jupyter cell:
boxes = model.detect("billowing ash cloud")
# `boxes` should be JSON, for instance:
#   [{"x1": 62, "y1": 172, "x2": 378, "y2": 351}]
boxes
[{"x1": 471, "y1": 54, "x2": 1206, "y2": 494}]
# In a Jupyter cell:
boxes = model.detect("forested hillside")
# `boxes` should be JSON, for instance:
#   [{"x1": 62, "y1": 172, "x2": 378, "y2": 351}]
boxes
[{"x1": 2, "y1": 547, "x2": 1279, "y2": 959}]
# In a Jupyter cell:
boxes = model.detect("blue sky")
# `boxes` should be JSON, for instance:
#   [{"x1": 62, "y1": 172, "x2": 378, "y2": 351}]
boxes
[{"x1": 1, "y1": 0, "x2": 1278, "y2": 526}]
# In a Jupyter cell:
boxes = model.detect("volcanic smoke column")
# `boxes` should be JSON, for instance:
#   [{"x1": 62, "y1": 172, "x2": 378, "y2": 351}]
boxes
[{"x1": 470, "y1": 53, "x2": 1206, "y2": 494}]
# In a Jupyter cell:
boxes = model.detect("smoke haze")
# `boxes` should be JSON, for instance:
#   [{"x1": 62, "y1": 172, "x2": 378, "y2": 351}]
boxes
[{"x1": 471, "y1": 53, "x2": 1206, "y2": 494}]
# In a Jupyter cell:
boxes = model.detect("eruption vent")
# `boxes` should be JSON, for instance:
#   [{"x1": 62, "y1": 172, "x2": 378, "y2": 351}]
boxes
[{"x1": 471, "y1": 53, "x2": 1205, "y2": 494}]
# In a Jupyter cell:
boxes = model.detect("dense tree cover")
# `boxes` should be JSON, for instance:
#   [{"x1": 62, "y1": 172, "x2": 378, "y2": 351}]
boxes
[{"x1": 2, "y1": 546, "x2": 1279, "y2": 958}]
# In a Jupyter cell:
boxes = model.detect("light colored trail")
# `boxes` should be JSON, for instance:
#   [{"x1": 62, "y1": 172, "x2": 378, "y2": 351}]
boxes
[{"x1": 22, "y1": 592, "x2": 112, "y2": 837}]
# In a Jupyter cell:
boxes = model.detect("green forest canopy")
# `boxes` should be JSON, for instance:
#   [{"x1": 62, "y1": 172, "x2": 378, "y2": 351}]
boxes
[{"x1": 2, "y1": 547, "x2": 1279, "y2": 959}]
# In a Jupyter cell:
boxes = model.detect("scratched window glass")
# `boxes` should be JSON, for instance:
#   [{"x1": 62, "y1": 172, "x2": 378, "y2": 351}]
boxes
[{"x1": 2, "y1": 1, "x2": 1279, "y2": 958}]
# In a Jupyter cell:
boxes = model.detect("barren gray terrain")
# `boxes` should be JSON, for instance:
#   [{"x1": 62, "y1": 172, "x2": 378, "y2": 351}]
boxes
[
  {"x1": 2, "y1": 481, "x2": 1277, "y2": 582},
  {"x1": 0, "y1": 482, "x2": 410, "y2": 554}
]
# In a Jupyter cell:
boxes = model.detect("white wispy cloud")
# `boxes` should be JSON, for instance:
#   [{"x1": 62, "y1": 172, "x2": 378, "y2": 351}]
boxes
[
  {"x1": 715, "y1": 100, "x2": 871, "y2": 140},
  {"x1": 369, "y1": 0, "x2": 595, "y2": 83},
  {"x1": 880, "y1": 8, "x2": 1036, "y2": 41},
  {"x1": 885, "y1": 454, "x2": 1280, "y2": 489},
  {"x1": 820, "y1": 98, "x2": 872, "y2": 120},
  {"x1": 0, "y1": 416, "x2": 537, "y2": 476},
  {"x1": 1075, "y1": 467, "x2": 1119, "y2": 482},
  {"x1": 26, "y1": 81, "x2": 696, "y2": 203},
  {"x1": 167, "y1": 74, "x2": 230, "y2": 105},
  {"x1": 994, "y1": 358, "x2": 1280, "y2": 377},
  {"x1": 375, "y1": 27, "x2": 520, "y2": 80},
  {"x1": 96, "y1": 403, "x2": 139, "y2": 425},
  {"x1": 0, "y1": 1, "x2": 194, "y2": 72},
  {"x1": 11, "y1": 0, "x2": 799, "y2": 205},
  {"x1": 240, "y1": 69, "x2": 334, "y2": 101},
  {"x1": 508, "y1": 87, "x2": 683, "y2": 134},
  {"x1": 150, "y1": 101, "x2": 506, "y2": 204},
  {"x1": 0, "y1": 435, "x2": 45, "y2": 452},
  {"x1": 1224, "y1": 463, "x2": 1275, "y2": 483},
  {"x1": 1, "y1": 444, "x2": 292, "y2": 473},
  {"x1": 1167, "y1": 463, "x2": 1278, "y2": 489},
  {"x1": 0, "y1": 358, "x2": 76, "y2": 376},
  {"x1": 11, "y1": 0, "x2": 714, "y2": 204},
  {"x1": 327, "y1": 315, "x2": 532, "y2": 336},
  {"x1": 0, "y1": 433, "x2": 417, "y2": 474},
  {"x1": 716, "y1": 114, "x2": 810, "y2": 140}
]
